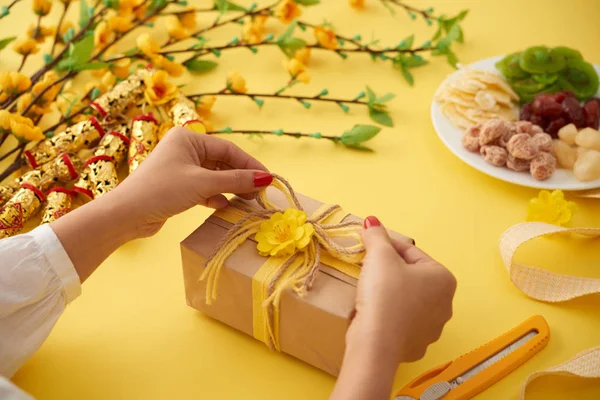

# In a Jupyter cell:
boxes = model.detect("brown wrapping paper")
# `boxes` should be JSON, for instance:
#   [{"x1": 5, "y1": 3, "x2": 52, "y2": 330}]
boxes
[
  {"x1": 0, "y1": 173, "x2": 45, "y2": 238},
  {"x1": 181, "y1": 188, "x2": 410, "y2": 376},
  {"x1": 128, "y1": 113, "x2": 158, "y2": 173},
  {"x1": 41, "y1": 188, "x2": 72, "y2": 224}
]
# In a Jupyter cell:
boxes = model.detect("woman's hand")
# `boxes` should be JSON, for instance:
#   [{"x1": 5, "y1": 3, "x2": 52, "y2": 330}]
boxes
[{"x1": 331, "y1": 216, "x2": 456, "y2": 400}]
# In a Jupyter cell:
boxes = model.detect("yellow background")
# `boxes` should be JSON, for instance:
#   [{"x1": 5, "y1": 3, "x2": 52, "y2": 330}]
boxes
[{"x1": 2, "y1": 0, "x2": 599, "y2": 399}]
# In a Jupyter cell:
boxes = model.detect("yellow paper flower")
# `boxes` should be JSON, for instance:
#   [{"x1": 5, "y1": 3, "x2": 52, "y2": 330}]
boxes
[
  {"x1": 94, "y1": 21, "x2": 114, "y2": 49},
  {"x1": 256, "y1": 209, "x2": 315, "y2": 257},
  {"x1": 17, "y1": 92, "x2": 34, "y2": 114},
  {"x1": 275, "y1": 0, "x2": 302, "y2": 24},
  {"x1": 177, "y1": 7, "x2": 197, "y2": 30},
  {"x1": 108, "y1": 15, "x2": 133, "y2": 33},
  {"x1": 150, "y1": 55, "x2": 185, "y2": 77},
  {"x1": 242, "y1": 15, "x2": 268, "y2": 44},
  {"x1": 57, "y1": 21, "x2": 74, "y2": 45},
  {"x1": 314, "y1": 26, "x2": 337, "y2": 50},
  {"x1": 195, "y1": 95, "x2": 216, "y2": 116},
  {"x1": 10, "y1": 118, "x2": 44, "y2": 141},
  {"x1": 117, "y1": 0, "x2": 135, "y2": 12},
  {"x1": 283, "y1": 58, "x2": 310, "y2": 83},
  {"x1": 0, "y1": 110, "x2": 13, "y2": 131},
  {"x1": 137, "y1": 33, "x2": 160, "y2": 58},
  {"x1": 293, "y1": 47, "x2": 311, "y2": 64},
  {"x1": 527, "y1": 190, "x2": 577, "y2": 226},
  {"x1": 133, "y1": 0, "x2": 148, "y2": 20},
  {"x1": 13, "y1": 38, "x2": 40, "y2": 56},
  {"x1": 31, "y1": 71, "x2": 61, "y2": 108},
  {"x1": 349, "y1": 0, "x2": 365, "y2": 8},
  {"x1": 226, "y1": 71, "x2": 247, "y2": 94},
  {"x1": 166, "y1": 16, "x2": 191, "y2": 40},
  {"x1": 143, "y1": 70, "x2": 179, "y2": 106},
  {"x1": 32, "y1": 0, "x2": 52, "y2": 16},
  {"x1": 27, "y1": 24, "x2": 56, "y2": 43},
  {"x1": 0, "y1": 72, "x2": 31, "y2": 102},
  {"x1": 111, "y1": 57, "x2": 132, "y2": 79}
]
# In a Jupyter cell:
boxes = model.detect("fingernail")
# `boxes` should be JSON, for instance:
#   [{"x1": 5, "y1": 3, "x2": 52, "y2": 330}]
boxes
[
  {"x1": 411, "y1": 238, "x2": 416, "y2": 246},
  {"x1": 363, "y1": 216, "x2": 381, "y2": 229},
  {"x1": 253, "y1": 172, "x2": 273, "y2": 187}
]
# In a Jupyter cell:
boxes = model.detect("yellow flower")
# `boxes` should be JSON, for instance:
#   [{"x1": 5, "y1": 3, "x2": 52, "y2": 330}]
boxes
[
  {"x1": 166, "y1": 16, "x2": 190, "y2": 40},
  {"x1": 255, "y1": 209, "x2": 315, "y2": 257},
  {"x1": 13, "y1": 38, "x2": 40, "y2": 56},
  {"x1": 143, "y1": 70, "x2": 179, "y2": 106},
  {"x1": 314, "y1": 26, "x2": 337, "y2": 50},
  {"x1": 27, "y1": 24, "x2": 56, "y2": 43},
  {"x1": 0, "y1": 72, "x2": 31, "y2": 102},
  {"x1": 157, "y1": 121, "x2": 174, "y2": 141},
  {"x1": 17, "y1": 92, "x2": 33, "y2": 114},
  {"x1": 111, "y1": 57, "x2": 132, "y2": 79},
  {"x1": 57, "y1": 21, "x2": 74, "y2": 45},
  {"x1": 349, "y1": 0, "x2": 365, "y2": 8},
  {"x1": 94, "y1": 21, "x2": 114, "y2": 49},
  {"x1": 32, "y1": 0, "x2": 52, "y2": 16},
  {"x1": 527, "y1": 190, "x2": 577, "y2": 226},
  {"x1": 11, "y1": 118, "x2": 45, "y2": 141},
  {"x1": 108, "y1": 15, "x2": 133, "y2": 33},
  {"x1": 282, "y1": 58, "x2": 310, "y2": 83},
  {"x1": 133, "y1": 0, "x2": 148, "y2": 20},
  {"x1": 30, "y1": 71, "x2": 61, "y2": 108},
  {"x1": 293, "y1": 47, "x2": 311, "y2": 64},
  {"x1": 117, "y1": 0, "x2": 135, "y2": 12},
  {"x1": 242, "y1": 15, "x2": 268, "y2": 44},
  {"x1": 85, "y1": 72, "x2": 116, "y2": 95},
  {"x1": 137, "y1": 33, "x2": 160, "y2": 57},
  {"x1": 226, "y1": 71, "x2": 247, "y2": 94},
  {"x1": 195, "y1": 95, "x2": 216, "y2": 116},
  {"x1": 275, "y1": 0, "x2": 302, "y2": 24},
  {"x1": 56, "y1": 91, "x2": 85, "y2": 115},
  {"x1": 0, "y1": 110, "x2": 13, "y2": 131},
  {"x1": 177, "y1": 7, "x2": 197, "y2": 30},
  {"x1": 296, "y1": 71, "x2": 310, "y2": 83},
  {"x1": 150, "y1": 55, "x2": 185, "y2": 77}
]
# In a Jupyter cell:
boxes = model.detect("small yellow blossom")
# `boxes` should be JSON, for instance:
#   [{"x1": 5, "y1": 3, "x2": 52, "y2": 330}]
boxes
[
  {"x1": 59, "y1": 0, "x2": 75, "y2": 4},
  {"x1": 0, "y1": 72, "x2": 31, "y2": 102},
  {"x1": 57, "y1": 21, "x2": 74, "y2": 45},
  {"x1": 177, "y1": 7, "x2": 197, "y2": 30},
  {"x1": 17, "y1": 92, "x2": 33, "y2": 114},
  {"x1": 133, "y1": 0, "x2": 148, "y2": 20},
  {"x1": 293, "y1": 47, "x2": 311, "y2": 65},
  {"x1": 0, "y1": 110, "x2": 13, "y2": 131},
  {"x1": 255, "y1": 209, "x2": 315, "y2": 257},
  {"x1": 275, "y1": 0, "x2": 302, "y2": 24},
  {"x1": 56, "y1": 91, "x2": 85, "y2": 116},
  {"x1": 10, "y1": 117, "x2": 45, "y2": 141},
  {"x1": 137, "y1": 33, "x2": 160, "y2": 57},
  {"x1": 150, "y1": 55, "x2": 185, "y2": 77},
  {"x1": 108, "y1": 15, "x2": 133, "y2": 33},
  {"x1": 111, "y1": 58, "x2": 131, "y2": 79},
  {"x1": 94, "y1": 21, "x2": 114, "y2": 49},
  {"x1": 85, "y1": 72, "x2": 117, "y2": 95},
  {"x1": 118, "y1": 0, "x2": 135, "y2": 12},
  {"x1": 195, "y1": 95, "x2": 216, "y2": 116},
  {"x1": 349, "y1": 0, "x2": 365, "y2": 8},
  {"x1": 166, "y1": 16, "x2": 190, "y2": 40},
  {"x1": 27, "y1": 24, "x2": 56, "y2": 43},
  {"x1": 32, "y1": 0, "x2": 52, "y2": 16},
  {"x1": 30, "y1": 71, "x2": 61, "y2": 108},
  {"x1": 91, "y1": 67, "x2": 108, "y2": 78},
  {"x1": 226, "y1": 71, "x2": 247, "y2": 94},
  {"x1": 314, "y1": 26, "x2": 337, "y2": 50},
  {"x1": 242, "y1": 15, "x2": 268, "y2": 44},
  {"x1": 283, "y1": 58, "x2": 310, "y2": 83},
  {"x1": 157, "y1": 121, "x2": 174, "y2": 141},
  {"x1": 527, "y1": 190, "x2": 577, "y2": 226},
  {"x1": 13, "y1": 38, "x2": 40, "y2": 56},
  {"x1": 143, "y1": 70, "x2": 179, "y2": 106}
]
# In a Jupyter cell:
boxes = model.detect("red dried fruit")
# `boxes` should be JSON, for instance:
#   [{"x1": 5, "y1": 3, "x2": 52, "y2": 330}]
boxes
[
  {"x1": 530, "y1": 115, "x2": 547, "y2": 130},
  {"x1": 550, "y1": 91, "x2": 568, "y2": 103},
  {"x1": 564, "y1": 90, "x2": 577, "y2": 99},
  {"x1": 546, "y1": 117, "x2": 569, "y2": 137},
  {"x1": 583, "y1": 99, "x2": 600, "y2": 129},
  {"x1": 561, "y1": 97, "x2": 584, "y2": 127},
  {"x1": 520, "y1": 103, "x2": 533, "y2": 121},
  {"x1": 532, "y1": 96, "x2": 562, "y2": 118}
]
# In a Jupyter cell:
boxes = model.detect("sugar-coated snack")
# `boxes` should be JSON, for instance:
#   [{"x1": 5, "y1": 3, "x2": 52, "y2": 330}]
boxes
[
  {"x1": 462, "y1": 124, "x2": 481, "y2": 152},
  {"x1": 515, "y1": 120, "x2": 534, "y2": 135},
  {"x1": 557, "y1": 123, "x2": 578, "y2": 145},
  {"x1": 530, "y1": 152, "x2": 557, "y2": 181},
  {"x1": 531, "y1": 133, "x2": 553, "y2": 153},
  {"x1": 499, "y1": 123, "x2": 517, "y2": 147},
  {"x1": 479, "y1": 119, "x2": 510, "y2": 146},
  {"x1": 507, "y1": 133, "x2": 539, "y2": 160},
  {"x1": 553, "y1": 140, "x2": 578, "y2": 170},
  {"x1": 575, "y1": 127, "x2": 600, "y2": 151},
  {"x1": 530, "y1": 124, "x2": 544, "y2": 134},
  {"x1": 506, "y1": 154, "x2": 531, "y2": 172},
  {"x1": 573, "y1": 149, "x2": 600, "y2": 181},
  {"x1": 480, "y1": 145, "x2": 508, "y2": 166}
]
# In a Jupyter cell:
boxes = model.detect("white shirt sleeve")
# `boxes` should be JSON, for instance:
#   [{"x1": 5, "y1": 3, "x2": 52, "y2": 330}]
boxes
[{"x1": 0, "y1": 224, "x2": 81, "y2": 379}]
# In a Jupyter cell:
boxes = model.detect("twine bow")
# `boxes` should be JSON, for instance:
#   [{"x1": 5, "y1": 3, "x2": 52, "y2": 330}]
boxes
[{"x1": 200, "y1": 174, "x2": 365, "y2": 350}]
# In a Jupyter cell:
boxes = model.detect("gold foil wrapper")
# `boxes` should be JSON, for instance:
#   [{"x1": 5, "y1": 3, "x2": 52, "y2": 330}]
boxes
[
  {"x1": 41, "y1": 189, "x2": 72, "y2": 224},
  {"x1": 87, "y1": 157, "x2": 118, "y2": 198},
  {"x1": 168, "y1": 95, "x2": 206, "y2": 133},
  {"x1": 91, "y1": 68, "x2": 152, "y2": 117},
  {"x1": 34, "y1": 153, "x2": 82, "y2": 191},
  {"x1": 93, "y1": 122, "x2": 130, "y2": 164},
  {"x1": 0, "y1": 182, "x2": 18, "y2": 207},
  {"x1": 0, "y1": 180, "x2": 44, "y2": 238},
  {"x1": 129, "y1": 114, "x2": 158, "y2": 173},
  {"x1": 72, "y1": 169, "x2": 94, "y2": 200}
]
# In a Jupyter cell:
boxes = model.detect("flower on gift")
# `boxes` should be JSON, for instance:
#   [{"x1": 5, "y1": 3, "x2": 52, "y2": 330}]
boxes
[
  {"x1": 177, "y1": 7, "x2": 197, "y2": 30},
  {"x1": 275, "y1": 0, "x2": 302, "y2": 24},
  {"x1": 10, "y1": 116, "x2": 44, "y2": 142},
  {"x1": 32, "y1": 0, "x2": 52, "y2": 16},
  {"x1": 527, "y1": 190, "x2": 577, "y2": 226},
  {"x1": 314, "y1": 26, "x2": 337, "y2": 50},
  {"x1": 293, "y1": 47, "x2": 311, "y2": 65},
  {"x1": 150, "y1": 55, "x2": 185, "y2": 77},
  {"x1": 27, "y1": 24, "x2": 56, "y2": 43},
  {"x1": 0, "y1": 72, "x2": 31, "y2": 102},
  {"x1": 242, "y1": 15, "x2": 268, "y2": 44},
  {"x1": 226, "y1": 71, "x2": 248, "y2": 94},
  {"x1": 195, "y1": 95, "x2": 217, "y2": 116},
  {"x1": 143, "y1": 70, "x2": 179, "y2": 106},
  {"x1": 94, "y1": 21, "x2": 114, "y2": 49},
  {"x1": 13, "y1": 38, "x2": 40, "y2": 56},
  {"x1": 111, "y1": 58, "x2": 132, "y2": 79},
  {"x1": 166, "y1": 16, "x2": 191, "y2": 40},
  {"x1": 108, "y1": 15, "x2": 133, "y2": 33},
  {"x1": 349, "y1": 0, "x2": 365, "y2": 8},
  {"x1": 255, "y1": 209, "x2": 315, "y2": 257},
  {"x1": 283, "y1": 58, "x2": 310, "y2": 83},
  {"x1": 137, "y1": 33, "x2": 161, "y2": 57}
]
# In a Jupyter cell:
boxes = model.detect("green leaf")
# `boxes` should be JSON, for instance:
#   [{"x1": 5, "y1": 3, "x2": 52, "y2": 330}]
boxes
[
  {"x1": 338, "y1": 103, "x2": 349, "y2": 113},
  {"x1": 295, "y1": 0, "x2": 320, "y2": 5},
  {"x1": 446, "y1": 50, "x2": 459, "y2": 68},
  {"x1": 62, "y1": 27, "x2": 75, "y2": 43},
  {"x1": 0, "y1": 5, "x2": 9, "y2": 18},
  {"x1": 56, "y1": 58, "x2": 76, "y2": 72},
  {"x1": 78, "y1": 61, "x2": 109, "y2": 71},
  {"x1": 277, "y1": 21, "x2": 297, "y2": 42},
  {"x1": 79, "y1": 0, "x2": 92, "y2": 29},
  {"x1": 365, "y1": 86, "x2": 376, "y2": 104},
  {"x1": 345, "y1": 143, "x2": 374, "y2": 151},
  {"x1": 90, "y1": 87, "x2": 101, "y2": 100},
  {"x1": 184, "y1": 59, "x2": 218, "y2": 72},
  {"x1": 436, "y1": 38, "x2": 451, "y2": 53},
  {"x1": 396, "y1": 34, "x2": 414, "y2": 51},
  {"x1": 432, "y1": 26, "x2": 443, "y2": 42},
  {"x1": 70, "y1": 34, "x2": 95, "y2": 66},
  {"x1": 399, "y1": 65, "x2": 414, "y2": 85},
  {"x1": 43, "y1": 53, "x2": 53, "y2": 64},
  {"x1": 376, "y1": 93, "x2": 396, "y2": 103},
  {"x1": 0, "y1": 36, "x2": 15, "y2": 52},
  {"x1": 123, "y1": 47, "x2": 139, "y2": 56},
  {"x1": 252, "y1": 97, "x2": 264, "y2": 108},
  {"x1": 309, "y1": 132, "x2": 322, "y2": 139},
  {"x1": 103, "y1": 0, "x2": 119, "y2": 9},
  {"x1": 457, "y1": 9, "x2": 469, "y2": 21},
  {"x1": 446, "y1": 23, "x2": 461, "y2": 42},
  {"x1": 369, "y1": 107, "x2": 393, "y2": 127},
  {"x1": 148, "y1": 0, "x2": 167, "y2": 13},
  {"x1": 402, "y1": 54, "x2": 428, "y2": 68},
  {"x1": 277, "y1": 37, "x2": 306, "y2": 57},
  {"x1": 382, "y1": 1, "x2": 395, "y2": 15},
  {"x1": 299, "y1": 100, "x2": 311, "y2": 109},
  {"x1": 340, "y1": 124, "x2": 381, "y2": 147},
  {"x1": 214, "y1": 0, "x2": 246, "y2": 13}
]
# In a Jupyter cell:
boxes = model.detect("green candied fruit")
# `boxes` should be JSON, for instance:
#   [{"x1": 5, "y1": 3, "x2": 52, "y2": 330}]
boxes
[
  {"x1": 519, "y1": 46, "x2": 566, "y2": 74},
  {"x1": 552, "y1": 46, "x2": 583, "y2": 63},
  {"x1": 557, "y1": 59, "x2": 600, "y2": 100},
  {"x1": 495, "y1": 52, "x2": 530, "y2": 80}
]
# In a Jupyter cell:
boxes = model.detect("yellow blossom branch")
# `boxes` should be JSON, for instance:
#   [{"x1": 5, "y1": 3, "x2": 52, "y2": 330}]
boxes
[
  {"x1": 380, "y1": 0, "x2": 438, "y2": 20},
  {"x1": 50, "y1": 1, "x2": 70, "y2": 56},
  {"x1": 0, "y1": 0, "x2": 22, "y2": 19},
  {"x1": 188, "y1": 92, "x2": 368, "y2": 106},
  {"x1": 207, "y1": 129, "x2": 343, "y2": 143},
  {"x1": 161, "y1": 6, "x2": 214, "y2": 16}
]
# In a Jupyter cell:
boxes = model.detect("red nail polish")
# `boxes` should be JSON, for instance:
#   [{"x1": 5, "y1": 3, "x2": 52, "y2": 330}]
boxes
[
  {"x1": 253, "y1": 172, "x2": 273, "y2": 187},
  {"x1": 364, "y1": 216, "x2": 381, "y2": 229}
]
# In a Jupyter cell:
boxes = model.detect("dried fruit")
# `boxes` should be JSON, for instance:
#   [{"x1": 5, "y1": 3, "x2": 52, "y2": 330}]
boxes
[
  {"x1": 583, "y1": 99, "x2": 600, "y2": 129},
  {"x1": 546, "y1": 117, "x2": 569, "y2": 137},
  {"x1": 573, "y1": 149, "x2": 600, "y2": 181},
  {"x1": 561, "y1": 97, "x2": 584, "y2": 128},
  {"x1": 575, "y1": 127, "x2": 600, "y2": 150},
  {"x1": 553, "y1": 140, "x2": 577, "y2": 169},
  {"x1": 557, "y1": 123, "x2": 578, "y2": 145}
]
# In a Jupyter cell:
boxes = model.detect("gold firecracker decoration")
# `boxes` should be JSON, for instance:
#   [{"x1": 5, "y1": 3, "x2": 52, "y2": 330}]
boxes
[
  {"x1": 0, "y1": 172, "x2": 45, "y2": 238},
  {"x1": 129, "y1": 113, "x2": 159, "y2": 173},
  {"x1": 41, "y1": 187, "x2": 72, "y2": 224}
]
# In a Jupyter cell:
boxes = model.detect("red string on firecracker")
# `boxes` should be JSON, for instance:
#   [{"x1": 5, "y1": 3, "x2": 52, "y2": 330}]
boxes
[
  {"x1": 85, "y1": 155, "x2": 113, "y2": 167},
  {"x1": 133, "y1": 113, "x2": 158, "y2": 125},
  {"x1": 109, "y1": 131, "x2": 130, "y2": 145},
  {"x1": 71, "y1": 186, "x2": 94, "y2": 199},
  {"x1": 61, "y1": 153, "x2": 79, "y2": 180},
  {"x1": 183, "y1": 119, "x2": 205, "y2": 128},
  {"x1": 23, "y1": 150, "x2": 38, "y2": 169},
  {"x1": 90, "y1": 102, "x2": 107, "y2": 117},
  {"x1": 47, "y1": 187, "x2": 73, "y2": 198},
  {"x1": 89, "y1": 116, "x2": 106, "y2": 138},
  {"x1": 21, "y1": 183, "x2": 46, "y2": 202}
]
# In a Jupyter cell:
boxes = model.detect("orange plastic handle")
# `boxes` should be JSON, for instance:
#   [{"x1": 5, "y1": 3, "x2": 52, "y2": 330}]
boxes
[{"x1": 396, "y1": 315, "x2": 550, "y2": 400}]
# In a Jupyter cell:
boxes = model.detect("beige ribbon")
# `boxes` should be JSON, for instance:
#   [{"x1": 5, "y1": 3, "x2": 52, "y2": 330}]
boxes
[{"x1": 499, "y1": 222, "x2": 600, "y2": 397}]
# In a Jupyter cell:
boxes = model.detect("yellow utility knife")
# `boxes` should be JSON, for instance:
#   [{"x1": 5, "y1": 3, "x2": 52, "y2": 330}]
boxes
[{"x1": 395, "y1": 315, "x2": 550, "y2": 400}]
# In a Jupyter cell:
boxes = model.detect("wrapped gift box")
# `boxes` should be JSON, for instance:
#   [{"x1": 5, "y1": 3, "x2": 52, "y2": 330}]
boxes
[{"x1": 181, "y1": 185, "x2": 411, "y2": 376}]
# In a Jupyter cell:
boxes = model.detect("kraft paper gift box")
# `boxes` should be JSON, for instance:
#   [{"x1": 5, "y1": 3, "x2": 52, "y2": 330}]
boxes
[{"x1": 181, "y1": 180, "x2": 411, "y2": 376}]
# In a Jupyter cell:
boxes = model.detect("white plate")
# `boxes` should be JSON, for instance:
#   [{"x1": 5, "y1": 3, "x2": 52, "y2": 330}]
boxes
[{"x1": 430, "y1": 55, "x2": 600, "y2": 191}]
